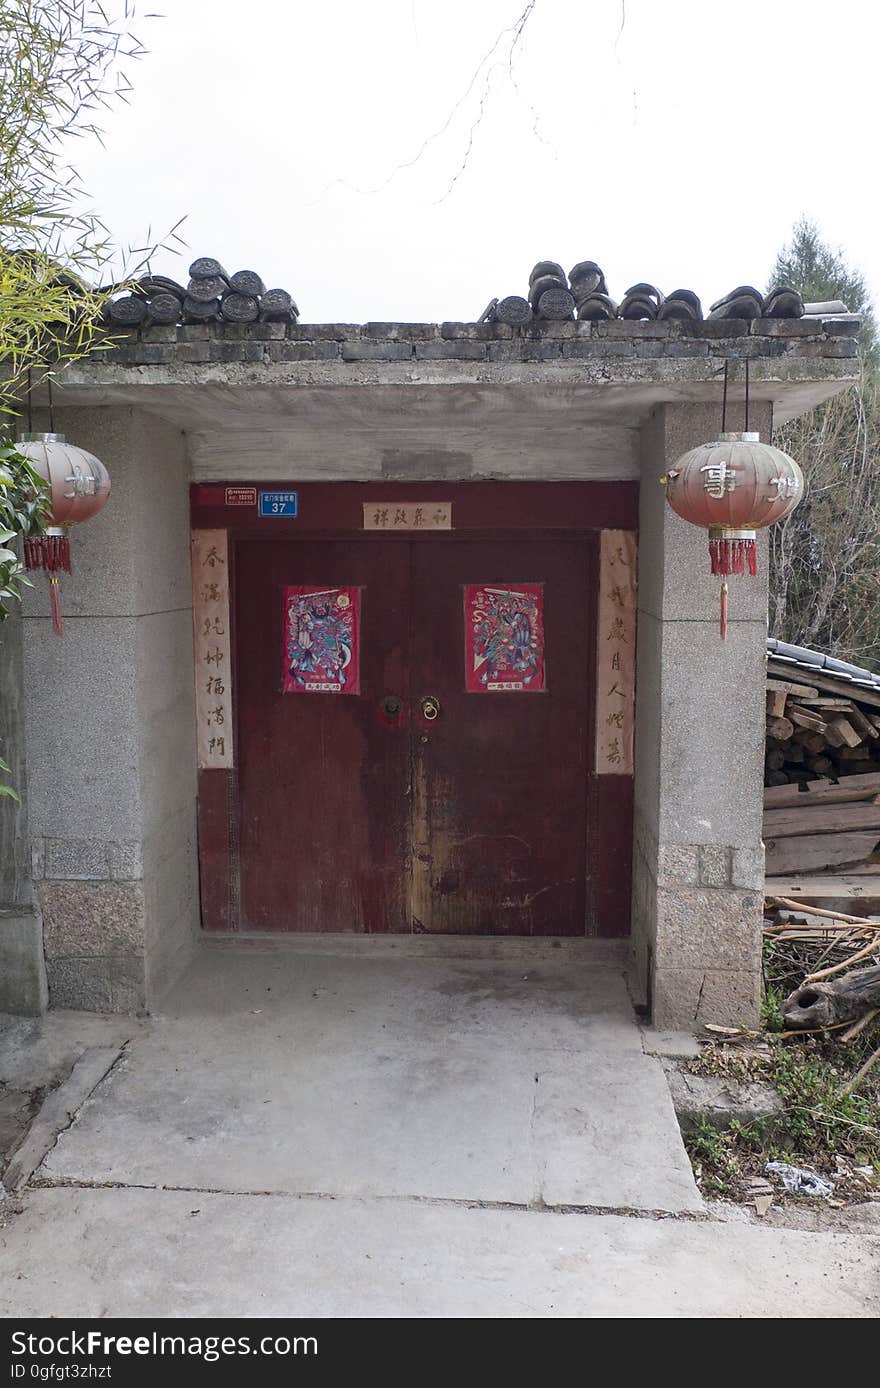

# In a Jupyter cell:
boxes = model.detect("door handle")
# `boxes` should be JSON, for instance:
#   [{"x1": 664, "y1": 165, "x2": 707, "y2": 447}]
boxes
[
  {"x1": 421, "y1": 696, "x2": 441, "y2": 721},
  {"x1": 381, "y1": 694, "x2": 403, "y2": 717}
]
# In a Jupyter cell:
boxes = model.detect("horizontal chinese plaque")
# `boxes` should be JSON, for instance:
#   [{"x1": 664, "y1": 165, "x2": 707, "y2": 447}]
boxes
[
  {"x1": 363, "y1": 503, "x2": 452, "y2": 531},
  {"x1": 464, "y1": 584, "x2": 545, "y2": 693},
  {"x1": 283, "y1": 586, "x2": 360, "y2": 694},
  {"x1": 595, "y1": 530, "x2": 637, "y2": 774}
]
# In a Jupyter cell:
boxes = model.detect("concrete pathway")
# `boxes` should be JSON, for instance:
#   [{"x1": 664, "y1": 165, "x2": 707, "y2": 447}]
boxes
[{"x1": 1, "y1": 950, "x2": 878, "y2": 1317}]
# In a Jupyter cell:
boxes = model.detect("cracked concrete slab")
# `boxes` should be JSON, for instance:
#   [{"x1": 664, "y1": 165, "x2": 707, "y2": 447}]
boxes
[
  {"x1": 3, "y1": 1045, "x2": 125, "y2": 1193},
  {"x1": 2, "y1": 1188, "x2": 878, "y2": 1318},
  {"x1": 36, "y1": 954, "x2": 700, "y2": 1214},
  {"x1": 0, "y1": 1010, "x2": 140, "y2": 1091}
]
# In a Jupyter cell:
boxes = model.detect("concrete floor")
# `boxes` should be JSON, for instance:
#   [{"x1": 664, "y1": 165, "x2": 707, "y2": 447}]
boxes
[{"x1": 1, "y1": 949, "x2": 879, "y2": 1317}]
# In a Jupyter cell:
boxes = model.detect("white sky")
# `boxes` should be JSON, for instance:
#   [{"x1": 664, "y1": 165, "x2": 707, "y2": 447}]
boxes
[{"x1": 69, "y1": 0, "x2": 878, "y2": 322}]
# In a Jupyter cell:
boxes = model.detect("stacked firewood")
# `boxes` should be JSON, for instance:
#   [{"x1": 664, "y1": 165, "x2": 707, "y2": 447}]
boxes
[
  {"x1": 765, "y1": 677, "x2": 880, "y2": 789},
  {"x1": 764, "y1": 770, "x2": 880, "y2": 879},
  {"x1": 103, "y1": 258, "x2": 299, "y2": 328},
  {"x1": 763, "y1": 665, "x2": 880, "y2": 881}
]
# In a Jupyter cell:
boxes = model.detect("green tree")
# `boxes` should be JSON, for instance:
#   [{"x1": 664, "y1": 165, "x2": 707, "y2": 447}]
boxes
[
  {"x1": 771, "y1": 216, "x2": 877, "y2": 361},
  {"x1": 0, "y1": 2, "x2": 172, "y2": 795},
  {"x1": 768, "y1": 222, "x2": 880, "y2": 669}
]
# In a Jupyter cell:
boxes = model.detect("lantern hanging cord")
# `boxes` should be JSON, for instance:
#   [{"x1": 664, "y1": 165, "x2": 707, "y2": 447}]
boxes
[
  {"x1": 721, "y1": 360, "x2": 729, "y2": 433},
  {"x1": 26, "y1": 367, "x2": 33, "y2": 434},
  {"x1": 744, "y1": 359, "x2": 750, "y2": 434},
  {"x1": 47, "y1": 375, "x2": 55, "y2": 435}
]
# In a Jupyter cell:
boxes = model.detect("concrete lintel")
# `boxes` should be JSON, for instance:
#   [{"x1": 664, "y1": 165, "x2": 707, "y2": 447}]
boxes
[{"x1": 48, "y1": 357, "x2": 855, "y2": 434}]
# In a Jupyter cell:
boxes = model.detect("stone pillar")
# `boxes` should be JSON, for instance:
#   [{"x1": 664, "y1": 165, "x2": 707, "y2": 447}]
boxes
[
  {"x1": 0, "y1": 608, "x2": 47, "y2": 1014},
  {"x1": 21, "y1": 406, "x2": 199, "y2": 1012},
  {"x1": 631, "y1": 402, "x2": 770, "y2": 1029}
]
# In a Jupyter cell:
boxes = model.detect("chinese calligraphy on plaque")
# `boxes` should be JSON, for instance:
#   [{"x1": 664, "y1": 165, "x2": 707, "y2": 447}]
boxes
[
  {"x1": 362, "y1": 503, "x2": 452, "y2": 531},
  {"x1": 595, "y1": 530, "x2": 637, "y2": 774},
  {"x1": 464, "y1": 584, "x2": 546, "y2": 693},
  {"x1": 283, "y1": 586, "x2": 361, "y2": 694},
  {"x1": 191, "y1": 529, "x2": 234, "y2": 769}
]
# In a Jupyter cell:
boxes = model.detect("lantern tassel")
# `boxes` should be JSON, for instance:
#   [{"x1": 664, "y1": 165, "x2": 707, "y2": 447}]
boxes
[
  {"x1": 49, "y1": 575, "x2": 63, "y2": 637},
  {"x1": 720, "y1": 580, "x2": 729, "y2": 641},
  {"x1": 709, "y1": 536, "x2": 758, "y2": 577},
  {"x1": 24, "y1": 532, "x2": 71, "y2": 574}
]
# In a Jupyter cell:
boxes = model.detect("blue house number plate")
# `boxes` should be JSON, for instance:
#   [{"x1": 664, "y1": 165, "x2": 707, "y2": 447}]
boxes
[{"x1": 259, "y1": 490, "x2": 298, "y2": 518}]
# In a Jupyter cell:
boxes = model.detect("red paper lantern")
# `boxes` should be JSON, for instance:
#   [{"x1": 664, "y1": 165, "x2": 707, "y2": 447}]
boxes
[
  {"x1": 15, "y1": 432, "x2": 111, "y2": 635},
  {"x1": 664, "y1": 431, "x2": 803, "y2": 638}
]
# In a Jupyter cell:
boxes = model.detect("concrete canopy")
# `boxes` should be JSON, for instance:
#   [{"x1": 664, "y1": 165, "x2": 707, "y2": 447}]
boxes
[{"x1": 2, "y1": 314, "x2": 860, "y2": 1027}]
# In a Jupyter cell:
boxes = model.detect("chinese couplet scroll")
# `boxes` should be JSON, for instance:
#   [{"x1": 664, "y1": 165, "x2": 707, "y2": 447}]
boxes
[
  {"x1": 595, "y1": 530, "x2": 637, "y2": 773},
  {"x1": 192, "y1": 529, "x2": 234, "y2": 769}
]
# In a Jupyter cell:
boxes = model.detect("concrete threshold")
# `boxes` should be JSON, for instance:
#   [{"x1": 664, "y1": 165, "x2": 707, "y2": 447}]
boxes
[{"x1": 200, "y1": 932, "x2": 628, "y2": 962}]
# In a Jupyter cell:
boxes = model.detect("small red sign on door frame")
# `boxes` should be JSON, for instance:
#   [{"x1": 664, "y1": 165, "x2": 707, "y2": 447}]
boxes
[
  {"x1": 283, "y1": 586, "x2": 361, "y2": 694},
  {"x1": 464, "y1": 583, "x2": 546, "y2": 692},
  {"x1": 224, "y1": 486, "x2": 257, "y2": 506}
]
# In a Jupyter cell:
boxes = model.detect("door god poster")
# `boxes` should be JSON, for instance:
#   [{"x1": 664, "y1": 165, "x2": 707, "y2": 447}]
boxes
[
  {"x1": 283, "y1": 586, "x2": 361, "y2": 694},
  {"x1": 464, "y1": 584, "x2": 545, "y2": 692}
]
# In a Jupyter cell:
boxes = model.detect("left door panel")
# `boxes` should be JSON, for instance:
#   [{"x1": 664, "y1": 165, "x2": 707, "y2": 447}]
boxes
[{"x1": 235, "y1": 538, "x2": 411, "y2": 932}]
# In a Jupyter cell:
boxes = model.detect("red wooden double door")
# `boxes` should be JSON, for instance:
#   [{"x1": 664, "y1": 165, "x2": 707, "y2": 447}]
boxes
[{"x1": 234, "y1": 531, "x2": 598, "y2": 935}]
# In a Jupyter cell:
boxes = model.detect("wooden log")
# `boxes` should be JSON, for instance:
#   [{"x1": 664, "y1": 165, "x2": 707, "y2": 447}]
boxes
[
  {"x1": 828, "y1": 716, "x2": 863, "y2": 748},
  {"x1": 766, "y1": 715, "x2": 794, "y2": 742},
  {"x1": 767, "y1": 660, "x2": 880, "y2": 710},
  {"x1": 229, "y1": 270, "x2": 265, "y2": 297},
  {"x1": 146, "y1": 292, "x2": 182, "y2": 324},
  {"x1": 793, "y1": 729, "x2": 826, "y2": 752},
  {"x1": 805, "y1": 755, "x2": 834, "y2": 775},
  {"x1": 832, "y1": 859, "x2": 880, "y2": 875},
  {"x1": 764, "y1": 770, "x2": 880, "y2": 808},
  {"x1": 536, "y1": 287, "x2": 575, "y2": 321},
  {"x1": 494, "y1": 295, "x2": 532, "y2": 325},
  {"x1": 765, "y1": 830, "x2": 880, "y2": 875},
  {"x1": 189, "y1": 256, "x2": 228, "y2": 280},
  {"x1": 106, "y1": 294, "x2": 147, "y2": 325},
  {"x1": 219, "y1": 292, "x2": 259, "y2": 323},
  {"x1": 784, "y1": 743, "x2": 806, "y2": 764},
  {"x1": 846, "y1": 704, "x2": 879, "y2": 741},
  {"x1": 783, "y1": 965, "x2": 880, "y2": 1030},
  {"x1": 766, "y1": 874, "x2": 880, "y2": 897},
  {"x1": 182, "y1": 295, "x2": 220, "y2": 321},
  {"x1": 187, "y1": 275, "x2": 228, "y2": 303},
  {"x1": 763, "y1": 802, "x2": 880, "y2": 839},
  {"x1": 767, "y1": 678, "x2": 820, "y2": 699},
  {"x1": 766, "y1": 688, "x2": 788, "y2": 717},
  {"x1": 259, "y1": 288, "x2": 298, "y2": 322},
  {"x1": 788, "y1": 707, "x2": 827, "y2": 733},
  {"x1": 798, "y1": 696, "x2": 855, "y2": 708},
  {"x1": 766, "y1": 771, "x2": 790, "y2": 786},
  {"x1": 836, "y1": 745, "x2": 875, "y2": 761},
  {"x1": 765, "y1": 746, "x2": 786, "y2": 771}
]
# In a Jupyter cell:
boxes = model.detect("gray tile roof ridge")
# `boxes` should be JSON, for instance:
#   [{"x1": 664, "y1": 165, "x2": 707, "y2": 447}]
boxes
[{"x1": 767, "y1": 637, "x2": 880, "y2": 689}]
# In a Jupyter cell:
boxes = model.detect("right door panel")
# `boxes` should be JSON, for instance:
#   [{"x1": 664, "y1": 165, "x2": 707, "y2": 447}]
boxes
[{"x1": 408, "y1": 535, "x2": 593, "y2": 936}]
